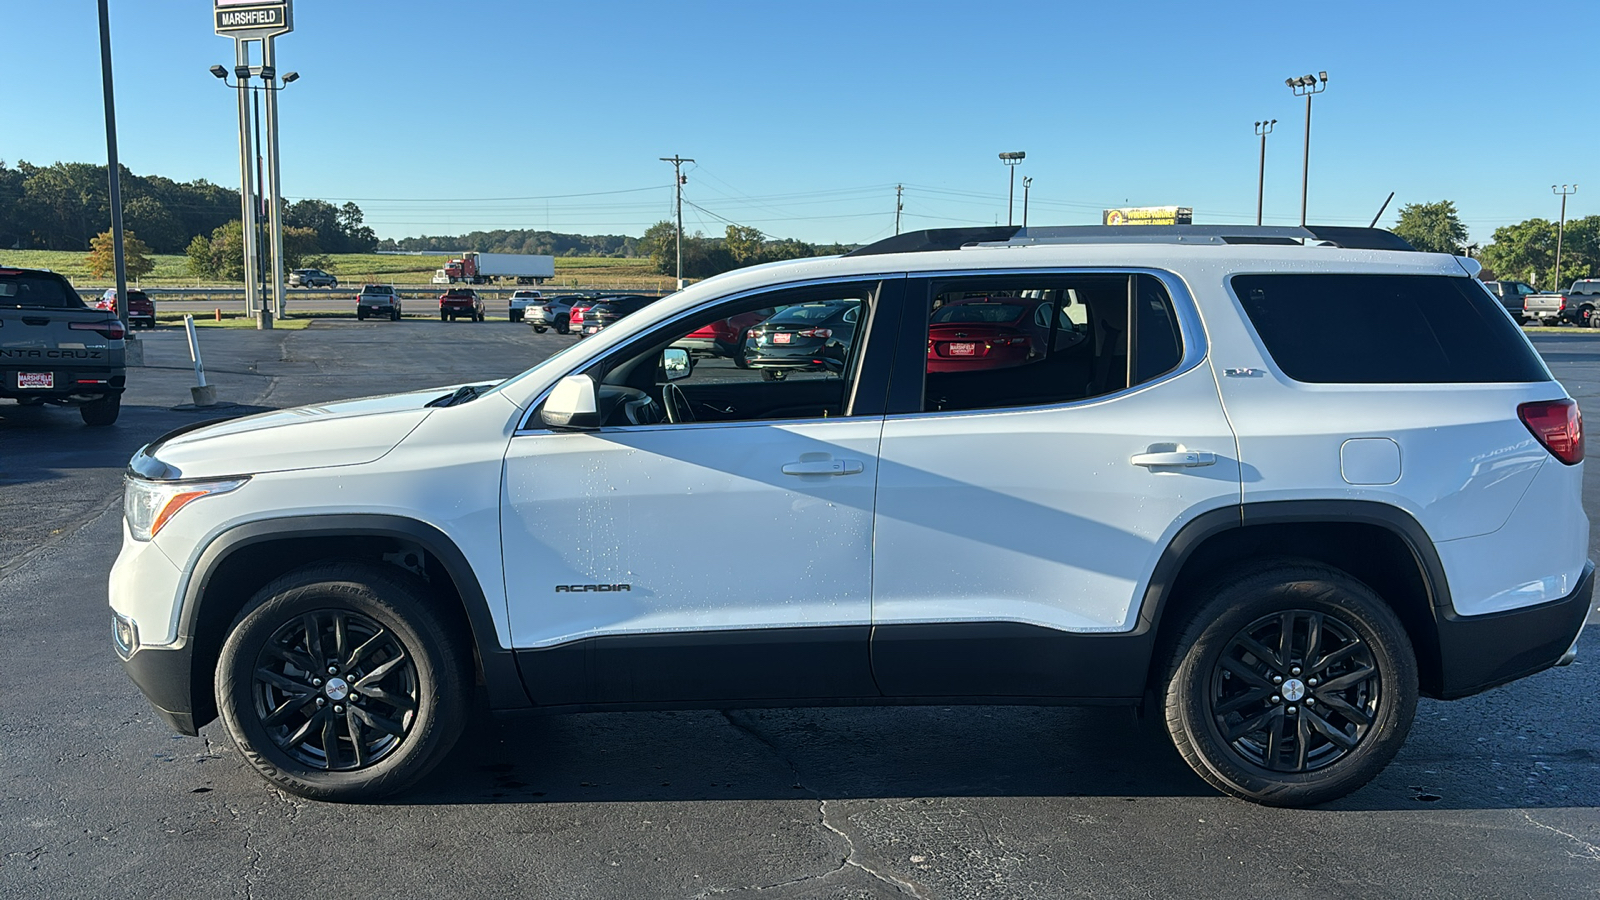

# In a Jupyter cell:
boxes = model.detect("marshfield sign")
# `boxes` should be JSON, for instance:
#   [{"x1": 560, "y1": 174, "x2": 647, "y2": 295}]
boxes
[
  {"x1": 215, "y1": 0, "x2": 293, "y2": 38},
  {"x1": 1102, "y1": 206, "x2": 1194, "y2": 226}
]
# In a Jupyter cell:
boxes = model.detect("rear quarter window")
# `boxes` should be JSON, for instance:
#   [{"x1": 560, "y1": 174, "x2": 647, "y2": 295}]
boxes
[{"x1": 1231, "y1": 273, "x2": 1547, "y2": 384}]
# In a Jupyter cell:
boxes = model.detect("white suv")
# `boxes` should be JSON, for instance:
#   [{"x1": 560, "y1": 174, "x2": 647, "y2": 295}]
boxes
[{"x1": 110, "y1": 225, "x2": 1592, "y2": 806}]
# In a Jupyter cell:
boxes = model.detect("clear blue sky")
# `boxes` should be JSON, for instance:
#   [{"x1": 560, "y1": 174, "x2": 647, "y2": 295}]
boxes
[{"x1": 3, "y1": 0, "x2": 1594, "y2": 246}]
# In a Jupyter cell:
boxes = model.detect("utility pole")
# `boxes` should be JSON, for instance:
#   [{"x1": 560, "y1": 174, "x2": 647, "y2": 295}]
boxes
[
  {"x1": 1285, "y1": 72, "x2": 1328, "y2": 227},
  {"x1": 1254, "y1": 119, "x2": 1276, "y2": 226},
  {"x1": 895, "y1": 184, "x2": 904, "y2": 235},
  {"x1": 95, "y1": 0, "x2": 129, "y2": 334},
  {"x1": 1022, "y1": 176, "x2": 1032, "y2": 228},
  {"x1": 660, "y1": 155, "x2": 694, "y2": 289},
  {"x1": 1553, "y1": 184, "x2": 1578, "y2": 290}
]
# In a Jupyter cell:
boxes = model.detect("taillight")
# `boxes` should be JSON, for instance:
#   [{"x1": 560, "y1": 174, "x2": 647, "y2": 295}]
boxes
[
  {"x1": 1519, "y1": 399, "x2": 1584, "y2": 465},
  {"x1": 797, "y1": 327, "x2": 832, "y2": 339},
  {"x1": 71, "y1": 319, "x2": 125, "y2": 340}
]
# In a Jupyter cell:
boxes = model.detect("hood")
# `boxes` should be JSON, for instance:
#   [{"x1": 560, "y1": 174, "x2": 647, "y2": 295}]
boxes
[{"x1": 139, "y1": 387, "x2": 455, "y2": 480}]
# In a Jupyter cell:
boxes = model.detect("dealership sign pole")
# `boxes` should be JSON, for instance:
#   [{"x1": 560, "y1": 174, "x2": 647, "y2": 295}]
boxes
[{"x1": 216, "y1": 1, "x2": 292, "y2": 329}]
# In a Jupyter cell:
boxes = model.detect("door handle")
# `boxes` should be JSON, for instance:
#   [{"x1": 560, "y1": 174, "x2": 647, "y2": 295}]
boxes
[
  {"x1": 782, "y1": 459, "x2": 864, "y2": 476},
  {"x1": 1131, "y1": 450, "x2": 1216, "y2": 468}
]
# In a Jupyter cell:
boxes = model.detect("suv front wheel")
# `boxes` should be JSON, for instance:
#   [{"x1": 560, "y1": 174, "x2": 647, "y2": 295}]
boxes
[
  {"x1": 214, "y1": 563, "x2": 472, "y2": 801},
  {"x1": 1161, "y1": 561, "x2": 1417, "y2": 807}
]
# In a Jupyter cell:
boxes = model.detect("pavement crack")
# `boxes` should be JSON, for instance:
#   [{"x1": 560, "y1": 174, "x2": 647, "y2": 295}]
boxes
[
  {"x1": 218, "y1": 795, "x2": 265, "y2": 900},
  {"x1": 719, "y1": 710, "x2": 927, "y2": 898},
  {"x1": 1522, "y1": 812, "x2": 1600, "y2": 861}
]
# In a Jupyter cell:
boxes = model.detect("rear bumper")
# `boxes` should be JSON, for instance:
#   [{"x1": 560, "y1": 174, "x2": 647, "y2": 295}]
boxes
[{"x1": 1434, "y1": 560, "x2": 1593, "y2": 699}]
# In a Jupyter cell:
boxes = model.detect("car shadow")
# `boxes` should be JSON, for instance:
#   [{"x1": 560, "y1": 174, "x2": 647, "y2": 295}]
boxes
[{"x1": 389, "y1": 628, "x2": 1599, "y2": 814}]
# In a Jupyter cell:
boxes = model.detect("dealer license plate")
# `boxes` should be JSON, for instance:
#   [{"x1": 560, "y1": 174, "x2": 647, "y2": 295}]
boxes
[
  {"x1": 17, "y1": 372, "x2": 53, "y2": 389},
  {"x1": 772, "y1": 332, "x2": 792, "y2": 344},
  {"x1": 946, "y1": 342, "x2": 977, "y2": 356}
]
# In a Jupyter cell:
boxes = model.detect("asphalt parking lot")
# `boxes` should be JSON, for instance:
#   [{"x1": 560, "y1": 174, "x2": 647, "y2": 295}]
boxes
[{"x1": 2, "y1": 322, "x2": 1597, "y2": 899}]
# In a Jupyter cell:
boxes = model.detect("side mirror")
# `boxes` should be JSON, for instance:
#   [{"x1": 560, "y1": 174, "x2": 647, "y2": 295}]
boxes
[
  {"x1": 660, "y1": 347, "x2": 692, "y2": 381},
  {"x1": 540, "y1": 374, "x2": 601, "y2": 429}
]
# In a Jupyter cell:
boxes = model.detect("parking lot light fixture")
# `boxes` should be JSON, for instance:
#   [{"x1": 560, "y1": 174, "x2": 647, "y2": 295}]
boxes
[
  {"x1": 283, "y1": 71, "x2": 299, "y2": 84},
  {"x1": 1285, "y1": 70, "x2": 1328, "y2": 227},
  {"x1": 999, "y1": 151, "x2": 1026, "y2": 226},
  {"x1": 209, "y1": 64, "x2": 228, "y2": 80},
  {"x1": 1254, "y1": 119, "x2": 1277, "y2": 226}
]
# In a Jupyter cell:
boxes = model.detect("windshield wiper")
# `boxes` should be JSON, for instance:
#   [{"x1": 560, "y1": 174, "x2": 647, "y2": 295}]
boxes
[{"x1": 426, "y1": 384, "x2": 492, "y2": 408}]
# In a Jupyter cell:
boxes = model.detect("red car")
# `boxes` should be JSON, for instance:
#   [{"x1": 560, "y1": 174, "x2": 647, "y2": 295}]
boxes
[
  {"x1": 926, "y1": 297, "x2": 1045, "y2": 373},
  {"x1": 674, "y1": 307, "x2": 774, "y2": 365},
  {"x1": 97, "y1": 288, "x2": 157, "y2": 329},
  {"x1": 567, "y1": 299, "x2": 598, "y2": 336},
  {"x1": 439, "y1": 288, "x2": 484, "y2": 322}
]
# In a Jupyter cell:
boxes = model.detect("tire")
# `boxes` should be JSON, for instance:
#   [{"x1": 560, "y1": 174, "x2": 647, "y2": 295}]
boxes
[
  {"x1": 214, "y1": 563, "x2": 472, "y2": 801},
  {"x1": 532, "y1": 326, "x2": 547, "y2": 334},
  {"x1": 555, "y1": 316, "x2": 569, "y2": 335},
  {"x1": 1160, "y1": 560, "x2": 1417, "y2": 807},
  {"x1": 357, "y1": 309, "x2": 367, "y2": 321},
  {"x1": 476, "y1": 311, "x2": 485, "y2": 322},
  {"x1": 440, "y1": 312, "x2": 448, "y2": 322},
  {"x1": 79, "y1": 394, "x2": 120, "y2": 426},
  {"x1": 732, "y1": 342, "x2": 749, "y2": 369},
  {"x1": 510, "y1": 310, "x2": 523, "y2": 323},
  {"x1": 391, "y1": 310, "x2": 400, "y2": 322}
]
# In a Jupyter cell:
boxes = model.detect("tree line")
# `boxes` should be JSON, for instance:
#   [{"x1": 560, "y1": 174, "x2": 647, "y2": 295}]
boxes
[
  {"x1": 637, "y1": 222, "x2": 856, "y2": 279},
  {"x1": 1391, "y1": 200, "x2": 1598, "y2": 287},
  {"x1": 0, "y1": 160, "x2": 378, "y2": 257},
  {"x1": 379, "y1": 229, "x2": 639, "y2": 257}
]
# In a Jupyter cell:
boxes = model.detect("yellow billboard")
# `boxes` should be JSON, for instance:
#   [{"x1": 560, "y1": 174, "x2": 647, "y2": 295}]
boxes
[{"x1": 1102, "y1": 206, "x2": 1194, "y2": 226}]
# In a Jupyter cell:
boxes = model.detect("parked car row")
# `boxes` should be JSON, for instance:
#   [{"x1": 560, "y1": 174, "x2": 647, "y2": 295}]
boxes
[{"x1": 1484, "y1": 278, "x2": 1600, "y2": 326}]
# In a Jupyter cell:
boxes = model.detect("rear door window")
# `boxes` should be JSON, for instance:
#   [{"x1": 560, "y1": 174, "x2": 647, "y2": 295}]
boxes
[
  {"x1": 0, "y1": 272, "x2": 86, "y2": 309},
  {"x1": 1232, "y1": 273, "x2": 1548, "y2": 383}
]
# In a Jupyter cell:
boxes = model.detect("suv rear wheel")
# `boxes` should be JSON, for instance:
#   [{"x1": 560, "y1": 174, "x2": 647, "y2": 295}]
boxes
[
  {"x1": 214, "y1": 563, "x2": 471, "y2": 801},
  {"x1": 1161, "y1": 561, "x2": 1417, "y2": 807}
]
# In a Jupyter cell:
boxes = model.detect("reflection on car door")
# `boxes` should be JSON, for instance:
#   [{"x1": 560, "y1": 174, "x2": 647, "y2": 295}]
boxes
[
  {"x1": 500, "y1": 278, "x2": 905, "y2": 707},
  {"x1": 868, "y1": 272, "x2": 1241, "y2": 698}
]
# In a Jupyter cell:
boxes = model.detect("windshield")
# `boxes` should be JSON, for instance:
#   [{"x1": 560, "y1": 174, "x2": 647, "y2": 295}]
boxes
[
  {"x1": 931, "y1": 302, "x2": 1027, "y2": 324},
  {"x1": 769, "y1": 302, "x2": 852, "y2": 323}
]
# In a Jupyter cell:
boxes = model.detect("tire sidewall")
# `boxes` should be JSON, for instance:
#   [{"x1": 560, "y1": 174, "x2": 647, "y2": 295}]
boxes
[
  {"x1": 1166, "y1": 567, "x2": 1417, "y2": 806},
  {"x1": 215, "y1": 568, "x2": 467, "y2": 801}
]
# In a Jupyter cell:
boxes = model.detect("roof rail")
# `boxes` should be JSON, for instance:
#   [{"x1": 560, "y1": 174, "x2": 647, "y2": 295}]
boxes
[{"x1": 845, "y1": 224, "x2": 1415, "y2": 256}]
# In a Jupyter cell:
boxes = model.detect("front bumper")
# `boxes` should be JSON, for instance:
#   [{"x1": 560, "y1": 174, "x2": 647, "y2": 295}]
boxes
[
  {"x1": 1433, "y1": 560, "x2": 1594, "y2": 699},
  {"x1": 120, "y1": 641, "x2": 199, "y2": 735}
]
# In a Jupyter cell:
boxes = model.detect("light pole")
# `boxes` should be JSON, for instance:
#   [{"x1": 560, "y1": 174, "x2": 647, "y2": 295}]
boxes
[
  {"x1": 1553, "y1": 184, "x2": 1578, "y2": 290},
  {"x1": 999, "y1": 151, "x2": 1025, "y2": 226},
  {"x1": 211, "y1": 62, "x2": 297, "y2": 324},
  {"x1": 96, "y1": 0, "x2": 129, "y2": 335},
  {"x1": 1254, "y1": 119, "x2": 1276, "y2": 226},
  {"x1": 659, "y1": 155, "x2": 694, "y2": 290},
  {"x1": 1285, "y1": 71, "x2": 1328, "y2": 227},
  {"x1": 1022, "y1": 176, "x2": 1033, "y2": 228}
]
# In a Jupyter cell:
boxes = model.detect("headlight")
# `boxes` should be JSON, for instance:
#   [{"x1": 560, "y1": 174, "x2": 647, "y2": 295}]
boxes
[{"x1": 124, "y1": 476, "x2": 247, "y2": 541}]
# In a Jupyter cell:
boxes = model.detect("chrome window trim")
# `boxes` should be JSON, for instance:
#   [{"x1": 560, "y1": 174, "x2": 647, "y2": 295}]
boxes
[
  {"x1": 511, "y1": 273, "x2": 904, "y2": 437},
  {"x1": 884, "y1": 266, "x2": 1208, "y2": 421}
]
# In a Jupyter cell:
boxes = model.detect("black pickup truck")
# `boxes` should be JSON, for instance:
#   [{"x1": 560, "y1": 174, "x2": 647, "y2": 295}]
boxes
[{"x1": 0, "y1": 267, "x2": 126, "y2": 425}]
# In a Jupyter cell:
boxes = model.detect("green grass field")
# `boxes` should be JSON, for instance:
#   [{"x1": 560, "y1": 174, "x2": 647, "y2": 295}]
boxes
[{"x1": 0, "y1": 249, "x2": 673, "y2": 290}]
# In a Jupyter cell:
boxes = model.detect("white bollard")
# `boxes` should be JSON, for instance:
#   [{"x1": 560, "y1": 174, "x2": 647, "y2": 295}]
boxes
[{"x1": 183, "y1": 315, "x2": 217, "y2": 406}]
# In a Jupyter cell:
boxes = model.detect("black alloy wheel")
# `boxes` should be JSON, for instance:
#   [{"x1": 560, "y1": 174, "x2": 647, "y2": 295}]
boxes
[
  {"x1": 1162, "y1": 560, "x2": 1416, "y2": 807},
  {"x1": 250, "y1": 609, "x2": 418, "y2": 771},
  {"x1": 215, "y1": 563, "x2": 471, "y2": 800},
  {"x1": 1208, "y1": 610, "x2": 1379, "y2": 773}
]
